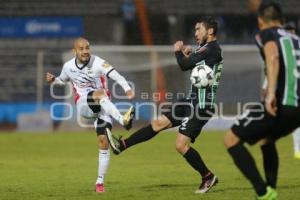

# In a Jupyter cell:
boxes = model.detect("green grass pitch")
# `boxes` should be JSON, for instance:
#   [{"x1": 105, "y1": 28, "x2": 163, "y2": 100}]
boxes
[{"x1": 0, "y1": 130, "x2": 299, "y2": 200}]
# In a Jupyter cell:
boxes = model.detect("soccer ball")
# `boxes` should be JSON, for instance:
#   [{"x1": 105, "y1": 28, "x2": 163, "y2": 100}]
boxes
[{"x1": 190, "y1": 64, "x2": 214, "y2": 88}]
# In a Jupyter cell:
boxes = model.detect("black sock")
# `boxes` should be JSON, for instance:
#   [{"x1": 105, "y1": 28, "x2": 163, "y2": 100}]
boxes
[
  {"x1": 261, "y1": 142, "x2": 278, "y2": 188},
  {"x1": 228, "y1": 143, "x2": 267, "y2": 196},
  {"x1": 183, "y1": 147, "x2": 210, "y2": 177},
  {"x1": 122, "y1": 125, "x2": 158, "y2": 150}
]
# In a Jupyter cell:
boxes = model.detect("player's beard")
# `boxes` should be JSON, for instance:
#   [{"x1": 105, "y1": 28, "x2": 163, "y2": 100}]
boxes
[
  {"x1": 199, "y1": 40, "x2": 207, "y2": 46},
  {"x1": 77, "y1": 55, "x2": 90, "y2": 64},
  {"x1": 197, "y1": 35, "x2": 208, "y2": 46},
  {"x1": 200, "y1": 35, "x2": 208, "y2": 45}
]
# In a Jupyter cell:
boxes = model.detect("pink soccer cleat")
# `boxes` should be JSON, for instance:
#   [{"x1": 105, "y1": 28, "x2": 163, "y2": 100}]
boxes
[{"x1": 95, "y1": 183, "x2": 105, "y2": 193}]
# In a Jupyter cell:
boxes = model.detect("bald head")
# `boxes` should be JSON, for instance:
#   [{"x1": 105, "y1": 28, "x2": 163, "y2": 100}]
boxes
[
  {"x1": 73, "y1": 37, "x2": 91, "y2": 64},
  {"x1": 73, "y1": 37, "x2": 90, "y2": 49}
]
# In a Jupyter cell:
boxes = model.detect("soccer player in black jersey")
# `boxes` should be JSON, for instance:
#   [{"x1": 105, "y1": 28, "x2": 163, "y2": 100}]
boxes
[
  {"x1": 224, "y1": 2, "x2": 300, "y2": 200},
  {"x1": 283, "y1": 22, "x2": 300, "y2": 159},
  {"x1": 106, "y1": 17, "x2": 223, "y2": 193}
]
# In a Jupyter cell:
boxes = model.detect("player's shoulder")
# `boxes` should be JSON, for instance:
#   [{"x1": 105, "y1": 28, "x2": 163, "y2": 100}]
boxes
[
  {"x1": 92, "y1": 55, "x2": 108, "y2": 66},
  {"x1": 91, "y1": 55, "x2": 112, "y2": 70},
  {"x1": 92, "y1": 55, "x2": 105, "y2": 63},
  {"x1": 261, "y1": 27, "x2": 279, "y2": 34},
  {"x1": 207, "y1": 40, "x2": 221, "y2": 50},
  {"x1": 204, "y1": 41, "x2": 222, "y2": 58},
  {"x1": 195, "y1": 41, "x2": 220, "y2": 54},
  {"x1": 259, "y1": 27, "x2": 283, "y2": 44},
  {"x1": 63, "y1": 57, "x2": 76, "y2": 68}
]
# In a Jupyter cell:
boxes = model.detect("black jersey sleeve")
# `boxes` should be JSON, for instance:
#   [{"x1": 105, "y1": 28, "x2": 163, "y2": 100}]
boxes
[
  {"x1": 175, "y1": 47, "x2": 210, "y2": 71},
  {"x1": 260, "y1": 29, "x2": 278, "y2": 45}
]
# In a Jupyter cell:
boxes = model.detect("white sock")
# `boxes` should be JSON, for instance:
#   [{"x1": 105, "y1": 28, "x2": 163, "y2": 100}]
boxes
[
  {"x1": 96, "y1": 149, "x2": 110, "y2": 184},
  {"x1": 293, "y1": 128, "x2": 300, "y2": 153},
  {"x1": 99, "y1": 97, "x2": 124, "y2": 125}
]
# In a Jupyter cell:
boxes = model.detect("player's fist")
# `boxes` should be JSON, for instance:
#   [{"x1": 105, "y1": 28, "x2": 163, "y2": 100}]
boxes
[
  {"x1": 126, "y1": 90, "x2": 135, "y2": 100},
  {"x1": 46, "y1": 72, "x2": 55, "y2": 83},
  {"x1": 174, "y1": 41, "x2": 184, "y2": 52},
  {"x1": 183, "y1": 45, "x2": 192, "y2": 57}
]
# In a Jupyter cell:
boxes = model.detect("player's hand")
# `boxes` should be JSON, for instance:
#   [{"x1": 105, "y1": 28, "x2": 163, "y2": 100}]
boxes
[
  {"x1": 46, "y1": 72, "x2": 55, "y2": 83},
  {"x1": 126, "y1": 90, "x2": 135, "y2": 100},
  {"x1": 182, "y1": 45, "x2": 192, "y2": 57},
  {"x1": 174, "y1": 41, "x2": 184, "y2": 52},
  {"x1": 265, "y1": 92, "x2": 277, "y2": 117}
]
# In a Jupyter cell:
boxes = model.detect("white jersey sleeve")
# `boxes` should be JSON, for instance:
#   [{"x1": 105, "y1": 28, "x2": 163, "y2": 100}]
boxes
[
  {"x1": 53, "y1": 64, "x2": 70, "y2": 85},
  {"x1": 94, "y1": 56, "x2": 131, "y2": 92},
  {"x1": 108, "y1": 70, "x2": 131, "y2": 92},
  {"x1": 94, "y1": 57, "x2": 114, "y2": 76}
]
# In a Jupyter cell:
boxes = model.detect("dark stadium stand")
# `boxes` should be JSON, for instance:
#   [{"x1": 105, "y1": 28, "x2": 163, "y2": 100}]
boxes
[
  {"x1": 0, "y1": 39, "x2": 66, "y2": 102},
  {"x1": 0, "y1": 0, "x2": 298, "y2": 15},
  {"x1": 0, "y1": 0, "x2": 119, "y2": 15}
]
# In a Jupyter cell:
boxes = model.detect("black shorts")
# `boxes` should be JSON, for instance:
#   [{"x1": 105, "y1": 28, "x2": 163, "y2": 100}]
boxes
[
  {"x1": 231, "y1": 103, "x2": 300, "y2": 145},
  {"x1": 87, "y1": 91, "x2": 101, "y2": 113},
  {"x1": 95, "y1": 118, "x2": 112, "y2": 136},
  {"x1": 163, "y1": 100, "x2": 213, "y2": 143}
]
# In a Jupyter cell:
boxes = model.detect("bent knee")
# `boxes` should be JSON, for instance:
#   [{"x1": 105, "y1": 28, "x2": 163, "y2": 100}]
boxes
[
  {"x1": 224, "y1": 130, "x2": 240, "y2": 149},
  {"x1": 92, "y1": 89, "x2": 107, "y2": 101},
  {"x1": 151, "y1": 115, "x2": 171, "y2": 132},
  {"x1": 175, "y1": 135, "x2": 190, "y2": 154},
  {"x1": 175, "y1": 142, "x2": 188, "y2": 154}
]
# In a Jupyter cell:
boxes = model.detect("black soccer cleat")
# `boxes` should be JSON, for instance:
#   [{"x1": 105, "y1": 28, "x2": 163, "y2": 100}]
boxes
[
  {"x1": 123, "y1": 106, "x2": 135, "y2": 130},
  {"x1": 195, "y1": 174, "x2": 218, "y2": 194},
  {"x1": 105, "y1": 128, "x2": 123, "y2": 155}
]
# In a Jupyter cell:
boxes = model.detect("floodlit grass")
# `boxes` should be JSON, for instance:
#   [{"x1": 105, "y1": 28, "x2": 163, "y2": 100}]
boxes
[{"x1": 0, "y1": 130, "x2": 299, "y2": 200}]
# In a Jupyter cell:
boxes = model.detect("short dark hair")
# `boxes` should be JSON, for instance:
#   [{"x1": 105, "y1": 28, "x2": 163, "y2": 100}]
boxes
[
  {"x1": 198, "y1": 17, "x2": 218, "y2": 35},
  {"x1": 257, "y1": 2, "x2": 283, "y2": 23}
]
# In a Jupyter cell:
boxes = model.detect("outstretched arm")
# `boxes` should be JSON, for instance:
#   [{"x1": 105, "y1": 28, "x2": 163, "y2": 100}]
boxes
[
  {"x1": 46, "y1": 72, "x2": 67, "y2": 85},
  {"x1": 46, "y1": 65, "x2": 69, "y2": 85},
  {"x1": 108, "y1": 70, "x2": 135, "y2": 100}
]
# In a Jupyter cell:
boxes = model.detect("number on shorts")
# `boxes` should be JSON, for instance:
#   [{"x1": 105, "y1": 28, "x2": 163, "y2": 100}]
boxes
[{"x1": 180, "y1": 117, "x2": 189, "y2": 130}]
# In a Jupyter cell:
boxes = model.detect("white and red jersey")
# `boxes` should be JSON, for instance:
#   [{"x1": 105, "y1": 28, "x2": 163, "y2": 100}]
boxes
[{"x1": 55, "y1": 55, "x2": 131, "y2": 103}]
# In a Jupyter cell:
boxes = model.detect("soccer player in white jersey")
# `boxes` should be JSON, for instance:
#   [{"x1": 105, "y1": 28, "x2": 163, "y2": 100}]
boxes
[{"x1": 46, "y1": 38, "x2": 135, "y2": 193}]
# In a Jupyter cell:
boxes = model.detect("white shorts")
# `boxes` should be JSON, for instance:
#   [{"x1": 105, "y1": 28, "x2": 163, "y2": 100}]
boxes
[{"x1": 76, "y1": 94, "x2": 113, "y2": 125}]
